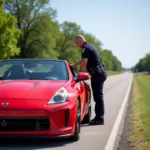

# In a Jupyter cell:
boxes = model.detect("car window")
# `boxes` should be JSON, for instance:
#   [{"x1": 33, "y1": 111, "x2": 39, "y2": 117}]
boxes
[
  {"x1": 0, "y1": 65, "x2": 12, "y2": 76},
  {"x1": 70, "y1": 66, "x2": 77, "y2": 80},
  {"x1": 0, "y1": 60, "x2": 69, "y2": 80}
]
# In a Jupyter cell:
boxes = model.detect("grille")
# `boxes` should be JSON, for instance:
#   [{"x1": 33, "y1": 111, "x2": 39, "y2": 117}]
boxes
[{"x1": 0, "y1": 117, "x2": 49, "y2": 131}]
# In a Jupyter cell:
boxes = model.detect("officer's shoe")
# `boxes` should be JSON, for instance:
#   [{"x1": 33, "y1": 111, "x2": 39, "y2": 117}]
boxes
[{"x1": 89, "y1": 117, "x2": 104, "y2": 125}]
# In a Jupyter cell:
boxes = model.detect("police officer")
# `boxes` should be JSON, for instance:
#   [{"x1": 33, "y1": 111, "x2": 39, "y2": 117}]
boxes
[{"x1": 70, "y1": 35, "x2": 107, "y2": 125}]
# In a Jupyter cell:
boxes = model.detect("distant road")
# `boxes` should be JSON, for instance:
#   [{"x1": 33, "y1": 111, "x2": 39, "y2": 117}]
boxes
[{"x1": 0, "y1": 72, "x2": 133, "y2": 150}]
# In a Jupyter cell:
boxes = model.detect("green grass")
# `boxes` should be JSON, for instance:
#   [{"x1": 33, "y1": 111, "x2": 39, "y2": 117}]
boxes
[
  {"x1": 129, "y1": 72, "x2": 150, "y2": 150},
  {"x1": 107, "y1": 70, "x2": 123, "y2": 76}
]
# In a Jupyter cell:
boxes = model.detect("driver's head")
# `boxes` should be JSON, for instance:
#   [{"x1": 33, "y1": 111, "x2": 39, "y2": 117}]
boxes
[{"x1": 74, "y1": 35, "x2": 86, "y2": 48}]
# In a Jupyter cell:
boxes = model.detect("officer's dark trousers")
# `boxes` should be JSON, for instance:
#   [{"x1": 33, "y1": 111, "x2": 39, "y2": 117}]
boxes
[{"x1": 91, "y1": 70, "x2": 107, "y2": 119}]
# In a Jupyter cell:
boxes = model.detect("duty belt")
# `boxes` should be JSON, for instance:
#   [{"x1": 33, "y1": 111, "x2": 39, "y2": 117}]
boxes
[{"x1": 88, "y1": 65, "x2": 105, "y2": 75}]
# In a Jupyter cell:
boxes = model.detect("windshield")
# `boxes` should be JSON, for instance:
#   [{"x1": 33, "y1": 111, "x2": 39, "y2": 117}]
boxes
[{"x1": 0, "y1": 60, "x2": 68, "y2": 80}]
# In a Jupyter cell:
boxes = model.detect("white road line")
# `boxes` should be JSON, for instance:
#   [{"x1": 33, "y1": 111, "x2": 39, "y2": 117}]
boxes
[{"x1": 104, "y1": 76, "x2": 133, "y2": 150}]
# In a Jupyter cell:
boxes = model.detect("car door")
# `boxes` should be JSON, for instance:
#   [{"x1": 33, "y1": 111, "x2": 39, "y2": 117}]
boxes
[{"x1": 69, "y1": 67, "x2": 88, "y2": 117}]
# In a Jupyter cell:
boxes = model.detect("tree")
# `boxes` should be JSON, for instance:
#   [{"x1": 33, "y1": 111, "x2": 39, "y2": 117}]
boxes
[
  {"x1": 0, "y1": 0, "x2": 20, "y2": 59},
  {"x1": 83, "y1": 32, "x2": 103, "y2": 55},
  {"x1": 55, "y1": 21, "x2": 83, "y2": 62},
  {"x1": 83, "y1": 33, "x2": 103, "y2": 50},
  {"x1": 101, "y1": 49, "x2": 113, "y2": 70},
  {"x1": 4, "y1": 0, "x2": 59, "y2": 58},
  {"x1": 112, "y1": 55, "x2": 122, "y2": 71},
  {"x1": 2, "y1": 0, "x2": 123, "y2": 71},
  {"x1": 144, "y1": 53, "x2": 150, "y2": 74},
  {"x1": 135, "y1": 58, "x2": 145, "y2": 72}
]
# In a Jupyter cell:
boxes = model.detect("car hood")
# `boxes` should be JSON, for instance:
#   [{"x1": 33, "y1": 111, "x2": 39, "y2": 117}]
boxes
[{"x1": 0, "y1": 80, "x2": 67, "y2": 100}]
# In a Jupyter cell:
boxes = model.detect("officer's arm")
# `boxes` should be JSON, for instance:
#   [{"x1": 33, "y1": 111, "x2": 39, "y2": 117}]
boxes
[
  {"x1": 79, "y1": 58, "x2": 88, "y2": 72},
  {"x1": 70, "y1": 60, "x2": 82, "y2": 67}
]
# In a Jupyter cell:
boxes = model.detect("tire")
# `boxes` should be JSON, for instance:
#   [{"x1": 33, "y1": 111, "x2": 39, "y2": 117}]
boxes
[
  {"x1": 82, "y1": 103, "x2": 91, "y2": 124},
  {"x1": 70, "y1": 100, "x2": 81, "y2": 141}
]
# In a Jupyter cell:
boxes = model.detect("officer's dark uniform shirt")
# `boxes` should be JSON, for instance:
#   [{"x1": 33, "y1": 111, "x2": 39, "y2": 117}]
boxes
[{"x1": 82, "y1": 42, "x2": 102, "y2": 72}]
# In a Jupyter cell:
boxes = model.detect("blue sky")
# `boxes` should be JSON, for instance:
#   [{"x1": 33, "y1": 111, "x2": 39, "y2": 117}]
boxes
[{"x1": 50, "y1": 0, "x2": 150, "y2": 68}]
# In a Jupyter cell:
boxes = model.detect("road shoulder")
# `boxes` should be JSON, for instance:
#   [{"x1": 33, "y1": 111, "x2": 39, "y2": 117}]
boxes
[{"x1": 118, "y1": 84, "x2": 133, "y2": 150}]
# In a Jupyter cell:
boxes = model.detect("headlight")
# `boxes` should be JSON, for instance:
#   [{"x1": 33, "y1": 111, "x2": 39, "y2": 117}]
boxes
[{"x1": 47, "y1": 87, "x2": 68, "y2": 104}]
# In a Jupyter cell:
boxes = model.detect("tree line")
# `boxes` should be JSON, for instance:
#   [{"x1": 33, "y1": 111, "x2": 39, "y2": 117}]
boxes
[
  {"x1": 0, "y1": 0, "x2": 122, "y2": 71},
  {"x1": 132, "y1": 53, "x2": 150, "y2": 74}
]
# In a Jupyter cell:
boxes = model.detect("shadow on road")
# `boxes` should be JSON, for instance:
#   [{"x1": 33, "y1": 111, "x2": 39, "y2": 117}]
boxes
[
  {"x1": 0, "y1": 137, "x2": 75, "y2": 150},
  {"x1": 0, "y1": 124, "x2": 91, "y2": 150}
]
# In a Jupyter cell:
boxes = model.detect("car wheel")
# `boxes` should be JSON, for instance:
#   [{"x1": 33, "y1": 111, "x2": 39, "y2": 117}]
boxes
[
  {"x1": 70, "y1": 100, "x2": 81, "y2": 141},
  {"x1": 82, "y1": 103, "x2": 91, "y2": 124}
]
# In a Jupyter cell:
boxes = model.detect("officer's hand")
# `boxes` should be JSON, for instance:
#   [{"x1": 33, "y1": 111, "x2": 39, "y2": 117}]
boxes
[{"x1": 70, "y1": 64, "x2": 75, "y2": 68}]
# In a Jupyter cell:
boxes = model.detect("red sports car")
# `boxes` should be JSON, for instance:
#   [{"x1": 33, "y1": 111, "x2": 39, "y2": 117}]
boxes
[{"x1": 0, "y1": 59, "x2": 91, "y2": 141}]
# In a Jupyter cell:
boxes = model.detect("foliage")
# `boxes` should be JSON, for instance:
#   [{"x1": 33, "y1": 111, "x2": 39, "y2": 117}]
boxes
[
  {"x1": 0, "y1": 0, "x2": 20, "y2": 59},
  {"x1": 4, "y1": 0, "x2": 59, "y2": 58},
  {"x1": 135, "y1": 53, "x2": 150, "y2": 74},
  {"x1": 1, "y1": 0, "x2": 122, "y2": 71},
  {"x1": 55, "y1": 21, "x2": 82, "y2": 62},
  {"x1": 101, "y1": 49, "x2": 122, "y2": 71}
]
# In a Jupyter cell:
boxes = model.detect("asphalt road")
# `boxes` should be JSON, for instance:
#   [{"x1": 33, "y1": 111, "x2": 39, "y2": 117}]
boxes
[{"x1": 0, "y1": 72, "x2": 133, "y2": 150}]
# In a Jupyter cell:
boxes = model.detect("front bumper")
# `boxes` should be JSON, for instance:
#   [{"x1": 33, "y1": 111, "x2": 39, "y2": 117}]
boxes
[
  {"x1": 0, "y1": 99, "x2": 77, "y2": 137},
  {"x1": 0, "y1": 133, "x2": 73, "y2": 139}
]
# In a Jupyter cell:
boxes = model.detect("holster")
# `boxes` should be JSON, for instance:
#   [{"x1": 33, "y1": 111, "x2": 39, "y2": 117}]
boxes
[{"x1": 88, "y1": 64, "x2": 105, "y2": 75}]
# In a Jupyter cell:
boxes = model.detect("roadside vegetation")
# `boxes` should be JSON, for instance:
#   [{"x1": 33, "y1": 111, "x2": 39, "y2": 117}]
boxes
[
  {"x1": 129, "y1": 72, "x2": 150, "y2": 150},
  {"x1": 132, "y1": 53, "x2": 150, "y2": 74},
  {"x1": 0, "y1": 0, "x2": 122, "y2": 72},
  {"x1": 107, "y1": 70, "x2": 123, "y2": 76}
]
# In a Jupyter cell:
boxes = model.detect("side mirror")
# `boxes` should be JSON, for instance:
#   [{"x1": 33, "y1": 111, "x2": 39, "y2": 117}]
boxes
[{"x1": 77, "y1": 72, "x2": 90, "y2": 81}]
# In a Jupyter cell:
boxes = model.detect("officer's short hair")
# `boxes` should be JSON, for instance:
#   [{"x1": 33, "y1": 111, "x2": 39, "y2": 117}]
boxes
[{"x1": 74, "y1": 35, "x2": 86, "y2": 42}]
